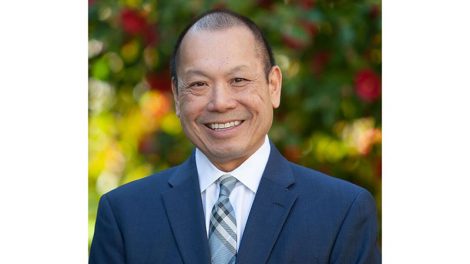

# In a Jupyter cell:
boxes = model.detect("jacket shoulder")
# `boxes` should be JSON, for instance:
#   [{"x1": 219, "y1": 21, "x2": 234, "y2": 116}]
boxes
[
  {"x1": 288, "y1": 162, "x2": 372, "y2": 201},
  {"x1": 103, "y1": 164, "x2": 180, "y2": 203}
]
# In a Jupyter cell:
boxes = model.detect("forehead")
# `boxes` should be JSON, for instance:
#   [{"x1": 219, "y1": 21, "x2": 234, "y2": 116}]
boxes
[{"x1": 177, "y1": 26, "x2": 261, "y2": 75}]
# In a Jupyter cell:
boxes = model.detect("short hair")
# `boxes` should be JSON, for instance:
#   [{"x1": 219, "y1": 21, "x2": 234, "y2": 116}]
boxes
[{"x1": 170, "y1": 9, "x2": 276, "y2": 90}]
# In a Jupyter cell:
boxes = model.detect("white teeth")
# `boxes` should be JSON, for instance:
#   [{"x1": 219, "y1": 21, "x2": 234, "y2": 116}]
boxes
[{"x1": 209, "y1": 120, "x2": 241, "y2": 130}]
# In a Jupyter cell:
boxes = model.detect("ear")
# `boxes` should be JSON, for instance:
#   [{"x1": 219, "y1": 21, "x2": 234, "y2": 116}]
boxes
[
  {"x1": 268, "y1": 65, "x2": 282, "y2": 109},
  {"x1": 171, "y1": 77, "x2": 181, "y2": 117}
]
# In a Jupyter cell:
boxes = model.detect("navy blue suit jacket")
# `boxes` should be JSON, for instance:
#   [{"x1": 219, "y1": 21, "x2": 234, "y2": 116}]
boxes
[{"x1": 90, "y1": 144, "x2": 380, "y2": 263}]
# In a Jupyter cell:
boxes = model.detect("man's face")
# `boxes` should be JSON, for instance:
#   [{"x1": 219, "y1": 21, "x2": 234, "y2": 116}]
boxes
[{"x1": 172, "y1": 26, "x2": 282, "y2": 172}]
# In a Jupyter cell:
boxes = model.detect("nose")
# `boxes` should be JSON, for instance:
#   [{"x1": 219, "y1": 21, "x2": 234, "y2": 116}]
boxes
[{"x1": 206, "y1": 83, "x2": 237, "y2": 112}]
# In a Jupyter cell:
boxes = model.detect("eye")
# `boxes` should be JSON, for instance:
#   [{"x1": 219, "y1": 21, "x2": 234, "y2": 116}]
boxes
[
  {"x1": 231, "y1": 77, "x2": 249, "y2": 86},
  {"x1": 188, "y1": 81, "x2": 207, "y2": 88}
]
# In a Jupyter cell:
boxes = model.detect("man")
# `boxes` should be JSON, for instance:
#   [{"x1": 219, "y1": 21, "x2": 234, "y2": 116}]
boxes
[{"x1": 90, "y1": 9, "x2": 381, "y2": 264}]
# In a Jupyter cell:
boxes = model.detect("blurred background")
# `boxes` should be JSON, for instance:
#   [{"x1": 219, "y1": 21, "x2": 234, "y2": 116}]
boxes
[{"x1": 89, "y1": 0, "x2": 381, "y2": 248}]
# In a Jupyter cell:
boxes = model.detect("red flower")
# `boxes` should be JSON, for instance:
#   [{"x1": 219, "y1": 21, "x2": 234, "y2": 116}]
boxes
[
  {"x1": 375, "y1": 157, "x2": 382, "y2": 180},
  {"x1": 310, "y1": 51, "x2": 330, "y2": 76},
  {"x1": 146, "y1": 70, "x2": 171, "y2": 93},
  {"x1": 212, "y1": 2, "x2": 227, "y2": 9},
  {"x1": 143, "y1": 24, "x2": 158, "y2": 46},
  {"x1": 121, "y1": 9, "x2": 147, "y2": 35},
  {"x1": 355, "y1": 69, "x2": 381, "y2": 103},
  {"x1": 282, "y1": 32, "x2": 312, "y2": 50},
  {"x1": 283, "y1": 145, "x2": 302, "y2": 163},
  {"x1": 281, "y1": 20, "x2": 313, "y2": 50},
  {"x1": 369, "y1": 4, "x2": 381, "y2": 20},
  {"x1": 300, "y1": 20, "x2": 317, "y2": 37},
  {"x1": 257, "y1": 0, "x2": 275, "y2": 9},
  {"x1": 297, "y1": 0, "x2": 315, "y2": 9},
  {"x1": 120, "y1": 9, "x2": 158, "y2": 46}
]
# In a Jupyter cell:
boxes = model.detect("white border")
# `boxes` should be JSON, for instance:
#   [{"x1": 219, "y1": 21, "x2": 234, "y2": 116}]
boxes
[
  {"x1": 0, "y1": 1, "x2": 88, "y2": 262},
  {"x1": 383, "y1": 0, "x2": 470, "y2": 262}
]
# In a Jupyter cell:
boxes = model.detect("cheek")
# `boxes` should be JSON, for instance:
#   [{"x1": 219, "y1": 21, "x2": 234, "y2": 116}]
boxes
[
  {"x1": 179, "y1": 97, "x2": 206, "y2": 122},
  {"x1": 239, "y1": 85, "x2": 271, "y2": 110}
]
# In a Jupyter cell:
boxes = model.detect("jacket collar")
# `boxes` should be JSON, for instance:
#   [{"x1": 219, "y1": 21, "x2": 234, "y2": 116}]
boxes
[
  {"x1": 163, "y1": 142, "x2": 298, "y2": 263},
  {"x1": 162, "y1": 151, "x2": 211, "y2": 263},
  {"x1": 237, "y1": 142, "x2": 298, "y2": 263}
]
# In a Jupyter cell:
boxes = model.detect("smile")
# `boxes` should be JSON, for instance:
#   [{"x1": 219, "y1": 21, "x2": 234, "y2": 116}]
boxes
[{"x1": 206, "y1": 120, "x2": 243, "y2": 130}]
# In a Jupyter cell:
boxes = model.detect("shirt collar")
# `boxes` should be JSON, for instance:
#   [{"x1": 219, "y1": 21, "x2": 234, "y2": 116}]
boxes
[{"x1": 196, "y1": 135, "x2": 271, "y2": 194}]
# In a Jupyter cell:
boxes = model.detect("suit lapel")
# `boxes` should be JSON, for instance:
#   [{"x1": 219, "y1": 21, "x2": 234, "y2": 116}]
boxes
[
  {"x1": 237, "y1": 143, "x2": 298, "y2": 264},
  {"x1": 162, "y1": 152, "x2": 211, "y2": 264}
]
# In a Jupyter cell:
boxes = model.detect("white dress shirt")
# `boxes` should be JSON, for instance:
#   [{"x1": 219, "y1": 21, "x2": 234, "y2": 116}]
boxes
[{"x1": 196, "y1": 135, "x2": 270, "y2": 250}]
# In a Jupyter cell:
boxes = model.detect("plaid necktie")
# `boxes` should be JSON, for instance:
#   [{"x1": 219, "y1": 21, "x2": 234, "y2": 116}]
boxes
[{"x1": 209, "y1": 174, "x2": 238, "y2": 264}]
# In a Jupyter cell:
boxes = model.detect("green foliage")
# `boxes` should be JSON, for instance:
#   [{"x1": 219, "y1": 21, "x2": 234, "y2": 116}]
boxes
[{"x1": 89, "y1": 0, "x2": 382, "y2": 247}]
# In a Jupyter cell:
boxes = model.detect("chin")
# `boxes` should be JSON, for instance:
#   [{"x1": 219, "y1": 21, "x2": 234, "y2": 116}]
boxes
[
  {"x1": 208, "y1": 147, "x2": 245, "y2": 162},
  {"x1": 210, "y1": 148, "x2": 242, "y2": 159}
]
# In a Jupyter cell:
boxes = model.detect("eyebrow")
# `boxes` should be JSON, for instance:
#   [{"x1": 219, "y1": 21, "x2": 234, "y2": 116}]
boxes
[
  {"x1": 227, "y1": 65, "x2": 250, "y2": 75},
  {"x1": 183, "y1": 69, "x2": 209, "y2": 77},
  {"x1": 182, "y1": 65, "x2": 251, "y2": 78}
]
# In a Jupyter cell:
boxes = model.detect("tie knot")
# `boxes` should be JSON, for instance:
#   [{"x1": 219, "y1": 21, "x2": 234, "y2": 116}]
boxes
[{"x1": 218, "y1": 174, "x2": 237, "y2": 197}]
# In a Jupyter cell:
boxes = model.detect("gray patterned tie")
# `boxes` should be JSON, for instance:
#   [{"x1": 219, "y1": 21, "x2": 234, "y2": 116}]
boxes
[{"x1": 209, "y1": 174, "x2": 238, "y2": 264}]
